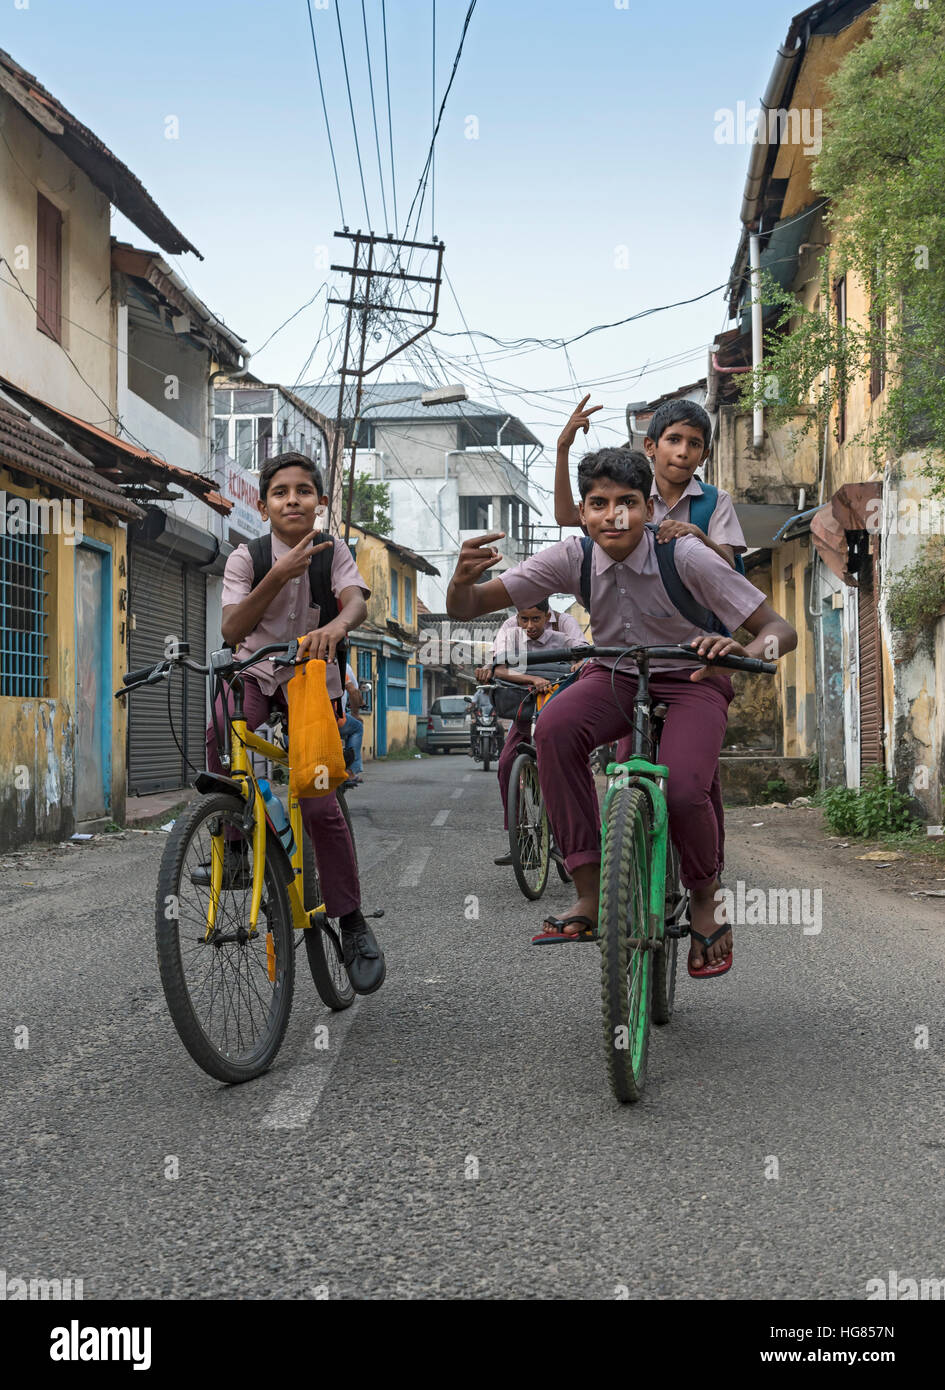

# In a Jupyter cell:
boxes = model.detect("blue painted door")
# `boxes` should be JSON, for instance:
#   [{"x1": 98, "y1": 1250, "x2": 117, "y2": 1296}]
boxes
[
  {"x1": 375, "y1": 655, "x2": 388, "y2": 756},
  {"x1": 75, "y1": 543, "x2": 112, "y2": 820}
]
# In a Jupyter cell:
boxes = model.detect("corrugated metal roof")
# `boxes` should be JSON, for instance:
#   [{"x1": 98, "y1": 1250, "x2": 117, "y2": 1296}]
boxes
[
  {"x1": 296, "y1": 381, "x2": 542, "y2": 449},
  {"x1": 0, "y1": 48, "x2": 199, "y2": 258},
  {"x1": 0, "y1": 390, "x2": 144, "y2": 519}
]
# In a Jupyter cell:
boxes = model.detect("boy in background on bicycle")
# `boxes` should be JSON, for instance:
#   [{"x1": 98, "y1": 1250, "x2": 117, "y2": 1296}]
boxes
[
  {"x1": 208, "y1": 451, "x2": 385, "y2": 995},
  {"x1": 447, "y1": 449, "x2": 796, "y2": 978},
  {"x1": 475, "y1": 600, "x2": 587, "y2": 865}
]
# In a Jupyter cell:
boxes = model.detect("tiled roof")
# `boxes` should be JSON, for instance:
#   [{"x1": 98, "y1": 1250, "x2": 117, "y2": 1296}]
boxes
[
  {"x1": 0, "y1": 391, "x2": 144, "y2": 520},
  {"x1": 0, "y1": 48, "x2": 199, "y2": 257}
]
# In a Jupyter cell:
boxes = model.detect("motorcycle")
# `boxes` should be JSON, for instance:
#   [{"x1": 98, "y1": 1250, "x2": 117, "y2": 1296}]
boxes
[{"x1": 470, "y1": 704, "x2": 502, "y2": 772}]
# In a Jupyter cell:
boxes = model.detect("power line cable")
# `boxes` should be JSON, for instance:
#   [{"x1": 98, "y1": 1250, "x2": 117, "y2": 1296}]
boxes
[
  {"x1": 431, "y1": 0, "x2": 436, "y2": 240},
  {"x1": 400, "y1": 0, "x2": 478, "y2": 241},
  {"x1": 335, "y1": 0, "x2": 373, "y2": 228},
  {"x1": 361, "y1": 0, "x2": 390, "y2": 233},
  {"x1": 381, "y1": 0, "x2": 399, "y2": 230},
  {"x1": 306, "y1": 0, "x2": 347, "y2": 226}
]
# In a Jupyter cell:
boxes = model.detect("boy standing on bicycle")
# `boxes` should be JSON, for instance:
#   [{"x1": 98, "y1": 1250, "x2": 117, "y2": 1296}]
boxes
[
  {"x1": 446, "y1": 449, "x2": 796, "y2": 978},
  {"x1": 554, "y1": 396, "x2": 746, "y2": 569},
  {"x1": 208, "y1": 451, "x2": 385, "y2": 995}
]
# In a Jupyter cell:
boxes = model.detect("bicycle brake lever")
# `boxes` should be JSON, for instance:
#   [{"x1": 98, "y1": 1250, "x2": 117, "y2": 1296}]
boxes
[{"x1": 272, "y1": 638, "x2": 301, "y2": 668}]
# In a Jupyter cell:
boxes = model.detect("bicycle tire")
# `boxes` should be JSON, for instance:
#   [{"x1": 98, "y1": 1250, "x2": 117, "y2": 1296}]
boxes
[
  {"x1": 599, "y1": 784, "x2": 654, "y2": 1103},
  {"x1": 652, "y1": 838, "x2": 683, "y2": 1025},
  {"x1": 300, "y1": 829, "x2": 355, "y2": 1011},
  {"x1": 508, "y1": 751, "x2": 550, "y2": 900},
  {"x1": 155, "y1": 792, "x2": 295, "y2": 1084},
  {"x1": 482, "y1": 747, "x2": 491, "y2": 772}
]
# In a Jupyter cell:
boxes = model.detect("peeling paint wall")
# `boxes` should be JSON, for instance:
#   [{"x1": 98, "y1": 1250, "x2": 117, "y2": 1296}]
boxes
[{"x1": 0, "y1": 471, "x2": 127, "y2": 847}]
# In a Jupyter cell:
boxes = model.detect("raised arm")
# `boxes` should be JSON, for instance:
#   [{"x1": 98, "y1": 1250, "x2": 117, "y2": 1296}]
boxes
[
  {"x1": 446, "y1": 532, "x2": 514, "y2": 620},
  {"x1": 554, "y1": 395, "x2": 602, "y2": 528}
]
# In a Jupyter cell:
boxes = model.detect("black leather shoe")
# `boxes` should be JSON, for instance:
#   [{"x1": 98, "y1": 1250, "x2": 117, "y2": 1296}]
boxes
[
  {"x1": 493, "y1": 852, "x2": 513, "y2": 866},
  {"x1": 341, "y1": 919, "x2": 386, "y2": 994},
  {"x1": 190, "y1": 846, "x2": 251, "y2": 890}
]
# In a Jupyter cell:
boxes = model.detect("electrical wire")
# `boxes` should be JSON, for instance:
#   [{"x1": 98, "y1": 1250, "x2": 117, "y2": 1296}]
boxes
[
  {"x1": 361, "y1": 0, "x2": 390, "y2": 234},
  {"x1": 381, "y1": 0, "x2": 399, "y2": 231},
  {"x1": 400, "y1": 0, "x2": 478, "y2": 242},
  {"x1": 432, "y1": 280, "x2": 727, "y2": 353},
  {"x1": 306, "y1": 0, "x2": 346, "y2": 227},
  {"x1": 335, "y1": 0, "x2": 373, "y2": 229},
  {"x1": 431, "y1": 0, "x2": 436, "y2": 241}
]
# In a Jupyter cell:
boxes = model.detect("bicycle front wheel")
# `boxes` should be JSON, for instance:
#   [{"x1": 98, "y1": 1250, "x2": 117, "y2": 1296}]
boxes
[
  {"x1": 508, "y1": 751, "x2": 550, "y2": 900},
  {"x1": 599, "y1": 784, "x2": 654, "y2": 1103},
  {"x1": 155, "y1": 793, "x2": 295, "y2": 1084}
]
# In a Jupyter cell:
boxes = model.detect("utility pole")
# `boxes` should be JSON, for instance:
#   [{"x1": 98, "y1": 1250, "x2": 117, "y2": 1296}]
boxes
[{"x1": 326, "y1": 230, "x2": 445, "y2": 539}]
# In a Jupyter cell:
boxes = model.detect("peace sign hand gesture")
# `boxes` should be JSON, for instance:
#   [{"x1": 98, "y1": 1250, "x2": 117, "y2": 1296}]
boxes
[{"x1": 557, "y1": 394, "x2": 603, "y2": 451}]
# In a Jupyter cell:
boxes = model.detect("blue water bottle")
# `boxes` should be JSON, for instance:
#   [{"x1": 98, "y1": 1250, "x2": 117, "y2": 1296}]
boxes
[{"x1": 258, "y1": 778, "x2": 296, "y2": 858}]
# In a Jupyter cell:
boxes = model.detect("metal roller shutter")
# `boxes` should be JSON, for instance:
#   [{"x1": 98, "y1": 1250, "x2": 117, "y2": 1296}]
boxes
[
  {"x1": 857, "y1": 557, "x2": 884, "y2": 774},
  {"x1": 183, "y1": 568, "x2": 207, "y2": 779}
]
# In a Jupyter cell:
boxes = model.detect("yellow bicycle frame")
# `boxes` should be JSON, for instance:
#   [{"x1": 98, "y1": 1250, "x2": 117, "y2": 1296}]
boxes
[{"x1": 204, "y1": 714, "x2": 324, "y2": 941}]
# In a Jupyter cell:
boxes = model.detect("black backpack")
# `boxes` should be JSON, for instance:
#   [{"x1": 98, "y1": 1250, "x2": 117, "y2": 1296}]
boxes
[
  {"x1": 579, "y1": 525, "x2": 731, "y2": 638},
  {"x1": 245, "y1": 532, "x2": 348, "y2": 687}
]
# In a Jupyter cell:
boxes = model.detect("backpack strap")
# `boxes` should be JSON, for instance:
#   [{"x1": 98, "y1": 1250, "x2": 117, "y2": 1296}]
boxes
[
  {"x1": 687, "y1": 483, "x2": 747, "y2": 575},
  {"x1": 646, "y1": 523, "x2": 731, "y2": 637},
  {"x1": 579, "y1": 535, "x2": 593, "y2": 614},
  {"x1": 687, "y1": 482, "x2": 718, "y2": 536}
]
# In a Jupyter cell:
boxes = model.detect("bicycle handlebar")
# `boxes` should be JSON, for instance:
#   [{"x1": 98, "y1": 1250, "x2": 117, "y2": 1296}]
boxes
[
  {"x1": 115, "y1": 640, "x2": 302, "y2": 699},
  {"x1": 515, "y1": 643, "x2": 777, "y2": 676}
]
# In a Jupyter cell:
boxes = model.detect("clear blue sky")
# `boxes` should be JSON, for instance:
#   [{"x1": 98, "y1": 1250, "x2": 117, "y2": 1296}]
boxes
[{"x1": 6, "y1": 0, "x2": 798, "y2": 515}]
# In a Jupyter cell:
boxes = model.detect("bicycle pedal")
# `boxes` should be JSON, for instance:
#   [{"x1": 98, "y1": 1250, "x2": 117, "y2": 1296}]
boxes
[
  {"x1": 365, "y1": 909, "x2": 384, "y2": 919},
  {"x1": 665, "y1": 924, "x2": 690, "y2": 939}
]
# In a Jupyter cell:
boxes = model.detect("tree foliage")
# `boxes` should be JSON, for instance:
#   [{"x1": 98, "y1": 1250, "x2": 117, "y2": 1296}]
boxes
[
  {"x1": 740, "y1": 0, "x2": 945, "y2": 485},
  {"x1": 342, "y1": 474, "x2": 392, "y2": 535}
]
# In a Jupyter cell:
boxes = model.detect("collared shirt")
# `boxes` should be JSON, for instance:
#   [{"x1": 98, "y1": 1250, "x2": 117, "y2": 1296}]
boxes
[
  {"x1": 221, "y1": 534, "x2": 370, "y2": 698},
  {"x1": 650, "y1": 476, "x2": 747, "y2": 554},
  {"x1": 341, "y1": 662, "x2": 357, "y2": 716},
  {"x1": 500, "y1": 530, "x2": 766, "y2": 672},
  {"x1": 492, "y1": 609, "x2": 588, "y2": 662}
]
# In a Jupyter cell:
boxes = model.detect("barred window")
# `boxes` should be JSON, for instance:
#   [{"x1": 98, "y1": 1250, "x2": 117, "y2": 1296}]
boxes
[
  {"x1": 1, "y1": 530, "x2": 48, "y2": 696},
  {"x1": 388, "y1": 656, "x2": 407, "y2": 709}
]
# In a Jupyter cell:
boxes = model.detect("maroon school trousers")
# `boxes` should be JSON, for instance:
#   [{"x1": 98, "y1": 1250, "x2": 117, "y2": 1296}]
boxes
[
  {"x1": 206, "y1": 677, "x2": 360, "y2": 917},
  {"x1": 534, "y1": 662, "x2": 733, "y2": 890}
]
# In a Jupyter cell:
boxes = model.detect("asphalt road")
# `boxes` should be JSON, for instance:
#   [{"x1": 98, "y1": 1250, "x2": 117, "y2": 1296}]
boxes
[{"x1": 2, "y1": 753, "x2": 945, "y2": 1300}]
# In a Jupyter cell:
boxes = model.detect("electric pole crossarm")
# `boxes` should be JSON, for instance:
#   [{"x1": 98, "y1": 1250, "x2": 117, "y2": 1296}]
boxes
[{"x1": 329, "y1": 265, "x2": 441, "y2": 285}]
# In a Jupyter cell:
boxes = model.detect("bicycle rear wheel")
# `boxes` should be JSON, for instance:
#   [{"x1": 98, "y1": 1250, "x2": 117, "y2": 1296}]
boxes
[
  {"x1": 508, "y1": 751, "x2": 550, "y2": 899},
  {"x1": 301, "y1": 828, "x2": 355, "y2": 1010},
  {"x1": 599, "y1": 784, "x2": 653, "y2": 1102},
  {"x1": 652, "y1": 839, "x2": 683, "y2": 1025},
  {"x1": 155, "y1": 793, "x2": 295, "y2": 1084}
]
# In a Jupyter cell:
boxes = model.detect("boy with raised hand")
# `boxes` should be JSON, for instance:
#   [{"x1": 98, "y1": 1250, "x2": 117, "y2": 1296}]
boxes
[
  {"x1": 207, "y1": 451, "x2": 385, "y2": 995},
  {"x1": 447, "y1": 448, "x2": 796, "y2": 978},
  {"x1": 554, "y1": 395, "x2": 747, "y2": 569}
]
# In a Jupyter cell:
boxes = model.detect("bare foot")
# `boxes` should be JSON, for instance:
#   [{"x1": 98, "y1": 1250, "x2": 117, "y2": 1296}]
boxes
[{"x1": 688, "y1": 881, "x2": 732, "y2": 968}]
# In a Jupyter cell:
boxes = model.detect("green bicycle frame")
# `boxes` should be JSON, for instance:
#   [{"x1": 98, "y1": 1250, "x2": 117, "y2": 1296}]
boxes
[{"x1": 600, "y1": 758, "x2": 671, "y2": 946}]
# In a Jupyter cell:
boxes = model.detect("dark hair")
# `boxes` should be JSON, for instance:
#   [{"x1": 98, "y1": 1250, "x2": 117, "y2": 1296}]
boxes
[
  {"x1": 577, "y1": 448, "x2": 652, "y2": 501},
  {"x1": 518, "y1": 598, "x2": 550, "y2": 614},
  {"x1": 259, "y1": 451, "x2": 325, "y2": 502},
  {"x1": 645, "y1": 399, "x2": 712, "y2": 451}
]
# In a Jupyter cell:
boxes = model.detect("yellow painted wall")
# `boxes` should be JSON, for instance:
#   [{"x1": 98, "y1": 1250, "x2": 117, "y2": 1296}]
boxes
[
  {"x1": 0, "y1": 96, "x2": 116, "y2": 421},
  {"x1": 771, "y1": 538, "x2": 817, "y2": 759},
  {"x1": 348, "y1": 528, "x2": 423, "y2": 754},
  {"x1": 0, "y1": 470, "x2": 128, "y2": 845}
]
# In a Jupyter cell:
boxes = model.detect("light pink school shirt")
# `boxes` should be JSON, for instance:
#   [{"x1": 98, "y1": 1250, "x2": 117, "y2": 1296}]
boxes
[
  {"x1": 221, "y1": 533, "x2": 370, "y2": 698},
  {"x1": 650, "y1": 477, "x2": 747, "y2": 554},
  {"x1": 500, "y1": 530, "x2": 765, "y2": 672},
  {"x1": 492, "y1": 608, "x2": 588, "y2": 662}
]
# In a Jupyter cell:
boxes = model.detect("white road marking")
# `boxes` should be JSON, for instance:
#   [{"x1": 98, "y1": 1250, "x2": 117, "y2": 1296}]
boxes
[
  {"x1": 261, "y1": 1002, "x2": 361, "y2": 1130},
  {"x1": 432, "y1": 810, "x2": 450, "y2": 827},
  {"x1": 398, "y1": 847, "x2": 432, "y2": 887},
  {"x1": 451, "y1": 788, "x2": 464, "y2": 799}
]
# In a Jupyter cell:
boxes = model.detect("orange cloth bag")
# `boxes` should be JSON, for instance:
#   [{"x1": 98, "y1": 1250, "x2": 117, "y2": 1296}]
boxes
[{"x1": 287, "y1": 658, "x2": 348, "y2": 798}]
